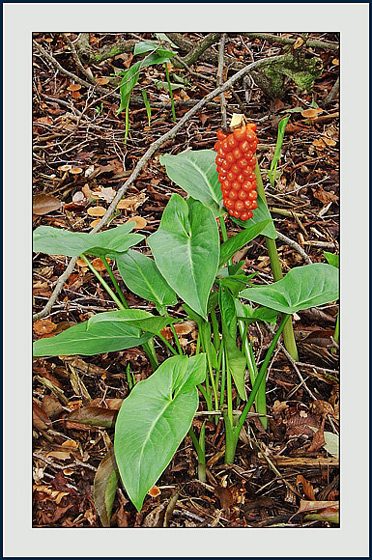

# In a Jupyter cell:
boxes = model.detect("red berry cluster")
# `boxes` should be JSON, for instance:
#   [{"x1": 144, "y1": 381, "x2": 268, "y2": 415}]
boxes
[{"x1": 214, "y1": 123, "x2": 258, "y2": 220}]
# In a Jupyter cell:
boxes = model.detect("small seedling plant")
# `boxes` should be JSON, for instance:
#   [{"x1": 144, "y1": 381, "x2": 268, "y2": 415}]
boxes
[{"x1": 33, "y1": 115, "x2": 339, "y2": 523}]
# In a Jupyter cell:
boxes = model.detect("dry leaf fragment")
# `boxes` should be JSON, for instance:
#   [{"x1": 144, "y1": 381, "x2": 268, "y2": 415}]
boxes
[
  {"x1": 148, "y1": 485, "x2": 161, "y2": 497},
  {"x1": 33, "y1": 194, "x2": 62, "y2": 216},
  {"x1": 296, "y1": 475, "x2": 316, "y2": 500},
  {"x1": 87, "y1": 206, "x2": 106, "y2": 217},
  {"x1": 174, "y1": 321, "x2": 196, "y2": 335},
  {"x1": 90, "y1": 219, "x2": 102, "y2": 228},
  {"x1": 82, "y1": 183, "x2": 92, "y2": 198},
  {"x1": 92, "y1": 186, "x2": 116, "y2": 203},
  {"x1": 33, "y1": 402, "x2": 52, "y2": 431},
  {"x1": 310, "y1": 400, "x2": 334, "y2": 417},
  {"x1": 272, "y1": 400, "x2": 289, "y2": 415},
  {"x1": 33, "y1": 319, "x2": 57, "y2": 335}
]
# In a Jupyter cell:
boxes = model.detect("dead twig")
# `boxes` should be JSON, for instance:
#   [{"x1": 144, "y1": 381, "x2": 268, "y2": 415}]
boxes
[
  {"x1": 276, "y1": 231, "x2": 312, "y2": 264},
  {"x1": 216, "y1": 33, "x2": 228, "y2": 131}
]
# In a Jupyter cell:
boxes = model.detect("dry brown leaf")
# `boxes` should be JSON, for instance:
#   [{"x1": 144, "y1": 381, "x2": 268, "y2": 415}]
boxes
[
  {"x1": 82, "y1": 183, "x2": 92, "y2": 198},
  {"x1": 33, "y1": 402, "x2": 52, "y2": 431},
  {"x1": 272, "y1": 400, "x2": 289, "y2": 415},
  {"x1": 42, "y1": 394, "x2": 63, "y2": 419},
  {"x1": 47, "y1": 451, "x2": 72, "y2": 461},
  {"x1": 87, "y1": 206, "x2": 106, "y2": 217},
  {"x1": 214, "y1": 486, "x2": 234, "y2": 511},
  {"x1": 148, "y1": 485, "x2": 161, "y2": 497},
  {"x1": 310, "y1": 400, "x2": 334, "y2": 417},
  {"x1": 33, "y1": 194, "x2": 62, "y2": 216},
  {"x1": 90, "y1": 219, "x2": 102, "y2": 228},
  {"x1": 174, "y1": 321, "x2": 196, "y2": 335},
  {"x1": 33, "y1": 319, "x2": 57, "y2": 335},
  {"x1": 296, "y1": 475, "x2": 316, "y2": 500},
  {"x1": 308, "y1": 419, "x2": 326, "y2": 453},
  {"x1": 92, "y1": 186, "x2": 116, "y2": 203},
  {"x1": 312, "y1": 187, "x2": 338, "y2": 204},
  {"x1": 297, "y1": 500, "x2": 338, "y2": 514}
]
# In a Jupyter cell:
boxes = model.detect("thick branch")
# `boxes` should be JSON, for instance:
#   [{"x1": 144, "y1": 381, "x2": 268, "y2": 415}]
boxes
[
  {"x1": 242, "y1": 32, "x2": 339, "y2": 51},
  {"x1": 75, "y1": 32, "x2": 136, "y2": 64}
]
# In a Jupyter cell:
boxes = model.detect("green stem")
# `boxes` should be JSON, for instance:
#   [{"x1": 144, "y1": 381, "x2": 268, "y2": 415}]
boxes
[
  {"x1": 170, "y1": 323, "x2": 183, "y2": 355},
  {"x1": 219, "y1": 214, "x2": 229, "y2": 243},
  {"x1": 102, "y1": 257, "x2": 129, "y2": 308},
  {"x1": 211, "y1": 309, "x2": 220, "y2": 352},
  {"x1": 224, "y1": 315, "x2": 289, "y2": 464},
  {"x1": 80, "y1": 254, "x2": 158, "y2": 370},
  {"x1": 254, "y1": 163, "x2": 299, "y2": 361},
  {"x1": 239, "y1": 319, "x2": 267, "y2": 429},
  {"x1": 334, "y1": 312, "x2": 339, "y2": 344},
  {"x1": 238, "y1": 315, "x2": 289, "y2": 431},
  {"x1": 158, "y1": 333, "x2": 179, "y2": 356},
  {"x1": 219, "y1": 342, "x2": 226, "y2": 409},
  {"x1": 165, "y1": 64, "x2": 176, "y2": 122},
  {"x1": 124, "y1": 99, "x2": 130, "y2": 144},
  {"x1": 188, "y1": 426, "x2": 206, "y2": 482},
  {"x1": 80, "y1": 254, "x2": 125, "y2": 310}
]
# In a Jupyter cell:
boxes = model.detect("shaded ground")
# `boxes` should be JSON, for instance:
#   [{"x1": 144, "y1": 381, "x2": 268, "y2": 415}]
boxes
[{"x1": 32, "y1": 32, "x2": 339, "y2": 528}]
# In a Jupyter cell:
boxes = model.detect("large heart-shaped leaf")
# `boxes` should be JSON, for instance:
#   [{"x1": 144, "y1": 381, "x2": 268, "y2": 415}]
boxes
[
  {"x1": 159, "y1": 150, "x2": 223, "y2": 217},
  {"x1": 116, "y1": 249, "x2": 177, "y2": 313},
  {"x1": 33, "y1": 317, "x2": 152, "y2": 357},
  {"x1": 231, "y1": 195, "x2": 277, "y2": 239},
  {"x1": 219, "y1": 220, "x2": 270, "y2": 268},
  {"x1": 87, "y1": 309, "x2": 179, "y2": 335},
  {"x1": 148, "y1": 195, "x2": 220, "y2": 319},
  {"x1": 114, "y1": 354, "x2": 206, "y2": 511},
  {"x1": 240, "y1": 263, "x2": 339, "y2": 314},
  {"x1": 33, "y1": 224, "x2": 144, "y2": 258}
]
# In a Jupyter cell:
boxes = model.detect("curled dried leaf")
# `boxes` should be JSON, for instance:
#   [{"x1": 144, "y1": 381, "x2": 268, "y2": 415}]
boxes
[{"x1": 33, "y1": 319, "x2": 57, "y2": 335}]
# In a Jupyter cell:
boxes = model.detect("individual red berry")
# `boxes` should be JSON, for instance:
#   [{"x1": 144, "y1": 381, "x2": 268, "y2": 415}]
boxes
[
  {"x1": 232, "y1": 181, "x2": 241, "y2": 191},
  {"x1": 238, "y1": 190, "x2": 249, "y2": 200},
  {"x1": 233, "y1": 126, "x2": 246, "y2": 140},
  {"x1": 229, "y1": 190, "x2": 238, "y2": 200},
  {"x1": 248, "y1": 190, "x2": 258, "y2": 200},
  {"x1": 226, "y1": 153, "x2": 235, "y2": 165},
  {"x1": 230, "y1": 164, "x2": 240, "y2": 174},
  {"x1": 217, "y1": 130, "x2": 227, "y2": 140}
]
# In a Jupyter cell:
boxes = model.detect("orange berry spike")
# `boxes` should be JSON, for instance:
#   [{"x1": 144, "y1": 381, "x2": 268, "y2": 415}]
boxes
[{"x1": 215, "y1": 124, "x2": 258, "y2": 220}]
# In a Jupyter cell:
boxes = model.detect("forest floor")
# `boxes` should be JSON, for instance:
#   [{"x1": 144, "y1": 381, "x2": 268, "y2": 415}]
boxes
[{"x1": 32, "y1": 32, "x2": 339, "y2": 528}]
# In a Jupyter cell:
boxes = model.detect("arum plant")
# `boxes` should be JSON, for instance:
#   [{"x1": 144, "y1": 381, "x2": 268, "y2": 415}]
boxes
[{"x1": 33, "y1": 140, "x2": 338, "y2": 522}]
